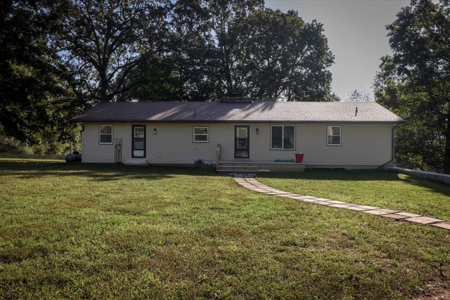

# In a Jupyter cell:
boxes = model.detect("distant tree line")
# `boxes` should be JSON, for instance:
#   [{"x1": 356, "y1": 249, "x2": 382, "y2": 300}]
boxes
[{"x1": 0, "y1": 0, "x2": 336, "y2": 146}]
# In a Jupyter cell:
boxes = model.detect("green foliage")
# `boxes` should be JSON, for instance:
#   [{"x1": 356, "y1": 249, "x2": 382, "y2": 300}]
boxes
[
  {"x1": 0, "y1": 0, "x2": 337, "y2": 146},
  {"x1": 0, "y1": 0, "x2": 73, "y2": 145},
  {"x1": 374, "y1": 0, "x2": 450, "y2": 173},
  {"x1": 53, "y1": 0, "x2": 171, "y2": 103},
  {"x1": 345, "y1": 89, "x2": 373, "y2": 102},
  {"x1": 244, "y1": 9, "x2": 334, "y2": 101},
  {"x1": 126, "y1": 1, "x2": 335, "y2": 101}
]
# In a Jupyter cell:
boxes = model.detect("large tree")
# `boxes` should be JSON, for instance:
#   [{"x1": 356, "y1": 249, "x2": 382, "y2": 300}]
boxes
[
  {"x1": 0, "y1": 0, "x2": 73, "y2": 144},
  {"x1": 53, "y1": 0, "x2": 171, "y2": 105},
  {"x1": 246, "y1": 9, "x2": 334, "y2": 101},
  {"x1": 146, "y1": 0, "x2": 335, "y2": 102},
  {"x1": 124, "y1": 0, "x2": 215, "y2": 101},
  {"x1": 375, "y1": 0, "x2": 450, "y2": 172}
]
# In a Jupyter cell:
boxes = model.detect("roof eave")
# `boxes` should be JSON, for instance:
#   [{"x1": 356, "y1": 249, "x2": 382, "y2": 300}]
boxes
[{"x1": 72, "y1": 119, "x2": 404, "y2": 124}]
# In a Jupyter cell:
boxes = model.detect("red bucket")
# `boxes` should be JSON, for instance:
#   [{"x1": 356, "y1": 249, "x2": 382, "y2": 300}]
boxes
[{"x1": 295, "y1": 153, "x2": 304, "y2": 163}]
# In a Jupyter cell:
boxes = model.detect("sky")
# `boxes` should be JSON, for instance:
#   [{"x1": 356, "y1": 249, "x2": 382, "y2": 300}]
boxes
[{"x1": 264, "y1": 0, "x2": 414, "y2": 101}]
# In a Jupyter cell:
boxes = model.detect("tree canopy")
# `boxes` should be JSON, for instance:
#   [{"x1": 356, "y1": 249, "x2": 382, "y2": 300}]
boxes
[
  {"x1": 0, "y1": 0, "x2": 77, "y2": 145},
  {"x1": 0, "y1": 0, "x2": 336, "y2": 145},
  {"x1": 375, "y1": 0, "x2": 450, "y2": 173}
]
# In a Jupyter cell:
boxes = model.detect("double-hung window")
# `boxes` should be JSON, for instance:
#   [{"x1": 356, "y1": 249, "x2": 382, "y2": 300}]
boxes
[
  {"x1": 99, "y1": 125, "x2": 113, "y2": 144},
  {"x1": 327, "y1": 126, "x2": 342, "y2": 146},
  {"x1": 271, "y1": 125, "x2": 295, "y2": 150},
  {"x1": 193, "y1": 127, "x2": 209, "y2": 143}
]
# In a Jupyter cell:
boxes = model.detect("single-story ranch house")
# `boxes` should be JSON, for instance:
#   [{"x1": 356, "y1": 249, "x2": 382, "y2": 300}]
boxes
[{"x1": 72, "y1": 100, "x2": 403, "y2": 172}]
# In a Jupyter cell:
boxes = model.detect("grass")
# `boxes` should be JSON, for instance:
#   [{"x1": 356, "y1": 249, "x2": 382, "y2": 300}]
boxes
[
  {"x1": 0, "y1": 160, "x2": 449, "y2": 299},
  {"x1": 258, "y1": 169, "x2": 450, "y2": 221}
]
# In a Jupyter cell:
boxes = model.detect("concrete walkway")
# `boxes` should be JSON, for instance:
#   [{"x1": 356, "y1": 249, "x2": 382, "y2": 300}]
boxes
[{"x1": 234, "y1": 176, "x2": 450, "y2": 231}]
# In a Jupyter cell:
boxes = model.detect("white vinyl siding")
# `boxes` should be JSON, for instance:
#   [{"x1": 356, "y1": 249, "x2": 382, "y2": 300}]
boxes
[{"x1": 81, "y1": 122, "x2": 395, "y2": 168}]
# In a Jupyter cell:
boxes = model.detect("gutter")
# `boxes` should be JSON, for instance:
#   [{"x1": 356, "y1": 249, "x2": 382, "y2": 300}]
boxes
[{"x1": 378, "y1": 124, "x2": 397, "y2": 169}]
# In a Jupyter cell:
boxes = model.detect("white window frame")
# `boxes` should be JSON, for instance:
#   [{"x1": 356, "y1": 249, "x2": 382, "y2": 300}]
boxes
[
  {"x1": 99, "y1": 125, "x2": 113, "y2": 145},
  {"x1": 327, "y1": 125, "x2": 342, "y2": 146},
  {"x1": 193, "y1": 126, "x2": 209, "y2": 143},
  {"x1": 270, "y1": 125, "x2": 296, "y2": 150}
]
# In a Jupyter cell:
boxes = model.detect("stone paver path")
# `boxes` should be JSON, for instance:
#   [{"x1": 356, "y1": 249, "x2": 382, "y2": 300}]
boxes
[{"x1": 234, "y1": 175, "x2": 450, "y2": 231}]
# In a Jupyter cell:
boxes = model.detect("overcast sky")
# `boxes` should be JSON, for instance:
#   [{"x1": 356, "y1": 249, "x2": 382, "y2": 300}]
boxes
[{"x1": 264, "y1": 0, "x2": 414, "y2": 101}]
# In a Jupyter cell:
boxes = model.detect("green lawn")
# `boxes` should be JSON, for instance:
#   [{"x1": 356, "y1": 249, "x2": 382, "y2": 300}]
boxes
[{"x1": 0, "y1": 161, "x2": 449, "y2": 299}]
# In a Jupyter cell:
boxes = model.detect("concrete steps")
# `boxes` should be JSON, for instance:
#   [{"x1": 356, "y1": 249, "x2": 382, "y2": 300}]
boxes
[
  {"x1": 217, "y1": 162, "x2": 270, "y2": 173},
  {"x1": 217, "y1": 160, "x2": 305, "y2": 173}
]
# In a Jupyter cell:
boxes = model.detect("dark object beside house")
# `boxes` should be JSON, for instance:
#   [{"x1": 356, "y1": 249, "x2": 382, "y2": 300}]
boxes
[{"x1": 65, "y1": 151, "x2": 82, "y2": 163}]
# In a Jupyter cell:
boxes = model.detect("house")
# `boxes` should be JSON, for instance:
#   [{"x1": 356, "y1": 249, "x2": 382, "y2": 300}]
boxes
[{"x1": 72, "y1": 100, "x2": 403, "y2": 172}]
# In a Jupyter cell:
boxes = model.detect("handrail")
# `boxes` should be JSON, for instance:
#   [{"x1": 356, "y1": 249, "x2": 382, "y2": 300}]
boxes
[{"x1": 216, "y1": 144, "x2": 221, "y2": 171}]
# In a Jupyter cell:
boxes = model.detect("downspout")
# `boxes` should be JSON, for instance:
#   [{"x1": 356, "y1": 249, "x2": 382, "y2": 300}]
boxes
[{"x1": 378, "y1": 124, "x2": 397, "y2": 169}]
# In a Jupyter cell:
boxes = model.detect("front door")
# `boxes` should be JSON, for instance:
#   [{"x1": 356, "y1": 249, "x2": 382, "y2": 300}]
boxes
[
  {"x1": 132, "y1": 125, "x2": 146, "y2": 158},
  {"x1": 235, "y1": 125, "x2": 249, "y2": 158}
]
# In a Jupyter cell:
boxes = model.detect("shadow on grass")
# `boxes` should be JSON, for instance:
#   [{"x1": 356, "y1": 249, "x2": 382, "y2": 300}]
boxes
[
  {"x1": 0, "y1": 161, "x2": 220, "y2": 182},
  {"x1": 260, "y1": 169, "x2": 401, "y2": 181},
  {"x1": 260, "y1": 168, "x2": 450, "y2": 197}
]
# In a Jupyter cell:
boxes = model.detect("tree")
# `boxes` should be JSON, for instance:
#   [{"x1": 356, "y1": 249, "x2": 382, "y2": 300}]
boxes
[
  {"x1": 245, "y1": 9, "x2": 334, "y2": 101},
  {"x1": 0, "y1": 0, "x2": 74, "y2": 144},
  {"x1": 374, "y1": 0, "x2": 450, "y2": 172},
  {"x1": 202, "y1": 0, "x2": 264, "y2": 98},
  {"x1": 345, "y1": 89, "x2": 373, "y2": 102},
  {"x1": 53, "y1": 0, "x2": 171, "y2": 105},
  {"x1": 375, "y1": 56, "x2": 445, "y2": 171},
  {"x1": 155, "y1": 1, "x2": 335, "y2": 101}
]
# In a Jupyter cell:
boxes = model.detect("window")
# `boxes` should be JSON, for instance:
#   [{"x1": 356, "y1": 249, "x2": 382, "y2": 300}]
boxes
[
  {"x1": 99, "y1": 125, "x2": 113, "y2": 144},
  {"x1": 327, "y1": 126, "x2": 341, "y2": 146},
  {"x1": 271, "y1": 125, "x2": 295, "y2": 150},
  {"x1": 132, "y1": 125, "x2": 145, "y2": 158},
  {"x1": 193, "y1": 127, "x2": 209, "y2": 143}
]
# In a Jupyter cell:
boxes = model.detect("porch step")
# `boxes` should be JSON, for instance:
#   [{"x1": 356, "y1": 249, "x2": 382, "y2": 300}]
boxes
[
  {"x1": 124, "y1": 159, "x2": 148, "y2": 166},
  {"x1": 217, "y1": 165, "x2": 258, "y2": 170},
  {"x1": 217, "y1": 169, "x2": 271, "y2": 174},
  {"x1": 218, "y1": 160, "x2": 305, "y2": 172},
  {"x1": 217, "y1": 161, "x2": 271, "y2": 173}
]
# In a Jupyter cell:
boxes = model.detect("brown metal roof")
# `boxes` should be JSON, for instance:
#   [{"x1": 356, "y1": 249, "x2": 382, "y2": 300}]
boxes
[{"x1": 72, "y1": 101, "x2": 404, "y2": 123}]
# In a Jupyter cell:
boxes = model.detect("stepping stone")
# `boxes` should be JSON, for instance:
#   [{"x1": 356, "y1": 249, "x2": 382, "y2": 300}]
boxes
[
  {"x1": 286, "y1": 194, "x2": 303, "y2": 199},
  {"x1": 364, "y1": 209, "x2": 398, "y2": 215},
  {"x1": 328, "y1": 203, "x2": 355, "y2": 208},
  {"x1": 290, "y1": 196, "x2": 309, "y2": 200},
  {"x1": 405, "y1": 216, "x2": 443, "y2": 224},
  {"x1": 358, "y1": 205, "x2": 379, "y2": 210},
  {"x1": 315, "y1": 200, "x2": 333, "y2": 205},
  {"x1": 278, "y1": 194, "x2": 300, "y2": 198},
  {"x1": 347, "y1": 206, "x2": 375, "y2": 211},
  {"x1": 328, "y1": 200, "x2": 346, "y2": 204},
  {"x1": 383, "y1": 214, "x2": 410, "y2": 220},
  {"x1": 431, "y1": 222, "x2": 450, "y2": 230},
  {"x1": 396, "y1": 212, "x2": 421, "y2": 218},
  {"x1": 301, "y1": 198, "x2": 320, "y2": 203}
]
